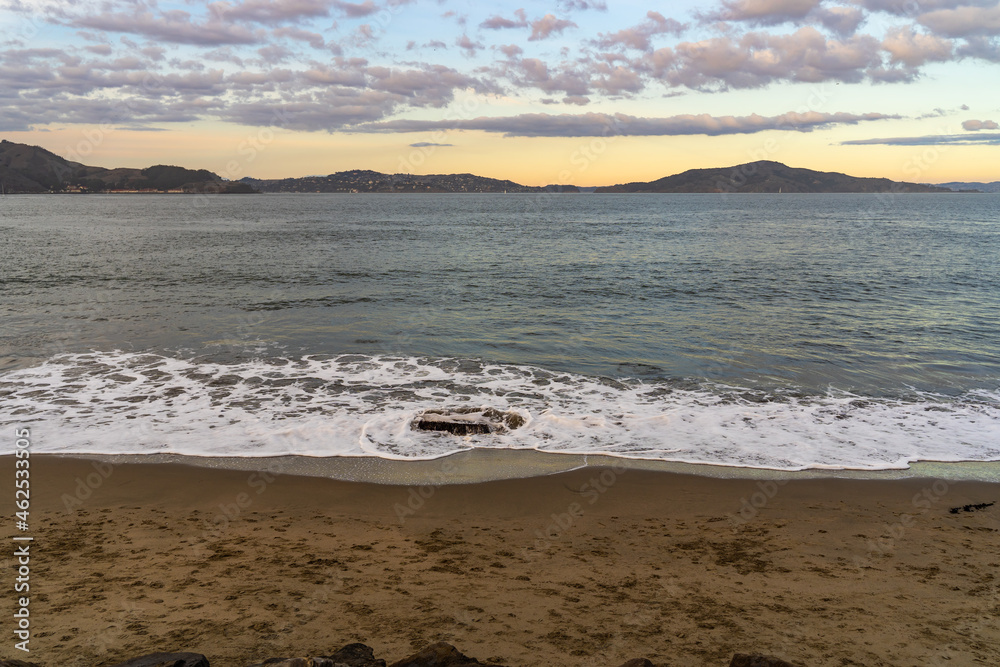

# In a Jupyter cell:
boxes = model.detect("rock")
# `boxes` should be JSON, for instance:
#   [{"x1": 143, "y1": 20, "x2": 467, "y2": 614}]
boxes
[
  {"x1": 411, "y1": 408, "x2": 525, "y2": 436},
  {"x1": 107, "y1": 653, "x2": 210, "y2": 667},
  {"x1": 413, "y1": 415, "x2": 493, "y2": 435},
  {"x1": 248, "y1": 660, "x2": 338, "y2": 667},
  {"x1": 387, "y1": 642, "x2": 501, "y2": 667},
  {"x1": 248, "y1": 644, "x2": 385, "y2": 667},
  {"x1": 729, "y1": 654, "x2": 802, "y2": 667},
  {"x1": 616, "y1": 660, "x2": 655, "y2": 667},
  {"x1": 0, "y1": 660, "x2": 44, "y2": 667},
  {"x1": 324, "y1": 644, "x2": 386, "y2": 667}
]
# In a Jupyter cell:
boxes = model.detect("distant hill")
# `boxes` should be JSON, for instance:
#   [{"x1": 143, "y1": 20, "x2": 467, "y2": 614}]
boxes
[
  {"x1": 936, "y1": 181, "x2": 999, "y2": 193},
  {"x1": 241, "y1": 170, "x2": 579, "y2": 194},
  {"x1": 595, "y1": 160, "x2": 952, "y2": 193},
  {"x1": 2, "y1": 140, "x2": 979, "y2": 195},
  {"x1": 0, "y1": 139, "x2": 255, "y2": 193}
]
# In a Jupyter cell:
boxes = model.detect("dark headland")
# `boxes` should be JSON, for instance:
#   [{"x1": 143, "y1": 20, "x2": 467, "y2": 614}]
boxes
[
  {"x1": 0, "y1": 139, "x2": 984, "y2": 194},
  {"x1": 0, "y1": 139, "x2": 254, "y2": 194}
]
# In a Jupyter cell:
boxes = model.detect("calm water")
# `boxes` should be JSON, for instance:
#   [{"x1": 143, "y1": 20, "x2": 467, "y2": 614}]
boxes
[{"x1": 2, "y1": 193, "x2": 999, "y2": 469}]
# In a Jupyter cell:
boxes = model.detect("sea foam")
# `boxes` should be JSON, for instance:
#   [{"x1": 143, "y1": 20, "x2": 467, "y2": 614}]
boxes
[{"x1": 2, "y1": 351, "x2": 999, "y2": 471}]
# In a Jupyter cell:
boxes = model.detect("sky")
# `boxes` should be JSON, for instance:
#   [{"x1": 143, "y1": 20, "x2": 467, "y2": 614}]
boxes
[{"x1": 1, "y1": 0, "x2": 998, "y2": 185}]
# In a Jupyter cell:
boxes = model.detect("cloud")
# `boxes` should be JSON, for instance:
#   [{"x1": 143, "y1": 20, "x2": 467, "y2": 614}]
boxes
[
  {"x1": 301, "y1": 62, "x2": 365, "y2": 86},
  {"x1": 455, "y1": 34, "x2": 484, "y2": 55},
  {"x1": 854, "y1": 0, "x2": 994, "y2": 15},
  {"x1": 349, "y1": 110, "x2": 898, "y2": 137},
  {"x1": 3, "y1": 0, "x2": 996, "y2": 136},
  {"x1": 208, "y1": 0, "x2": 335, "y2": 25},
  {"x1": 595, "y1": 11, "x2": 687, "y2": 51},
  {"x1": 409, "y1": 141, "x2": 452, "y2": 147},
  {"x1": 814, "y1": 6, "x2": 865, "y2": 37},
  {"x1": 480, "y1": 9, "x2": 528, "y2": 30},
  {"x1": 498, "y1": 44, "x2": 523, "y2": 58},
  {"x1": 229, "y1": 69, "x2": 295, "y2": 87},
  {"x1": 365, "y1": 63, "x2": 487, "y2": 106},
  {"x1": 28, "y1": 0, "x2": 377, "y2": 50},
  {"x1": 0, "y1": 40, "x2": 487, "y2": 133},
  {"x1": 654, "y1": 27, "x2": 883, "y2": 90},
  {"x1": 589, "y1": 64, "x2": 644, "y2": 94},
  {"x1": 221, "y1": 90, "x2": 402, "y2": 130},
  {"x1": 273, "y1": 26, "x2": 326, "y2": 48},
  {"x1": 487, "y1": 23, "x2": 918, "y2": 96},
  {"x1": 881, "y1": 26, "x2": 953, "y2": 66},
  {"x1": 498, "y1": 57, "x2": 591, "y2": 96},
  {"x1": 441, "y1": 10, "x2": 467, "y2": 27},
  {"x1": 256, "y1": 43, "x2": 295, "y2": 63},
  {"x1": 842, "y1": 132, "x2": 1000, "y2": 145},
  {"x1": 918, "y1": 4, "x2": 1000, "y2": 37},
  {"x1": 0, "y1": 93, "x2": 207, "y2": 132},
  {"x1": 700, "y1": 0, "x2": 822, "y2": 26},
  {"x1": 85, "y1": 44, "x2": 113, "y2": 55},
  {"x1": 956, "y1": 35, "x2": 1000, "y2": 61},
  {"x1": 348, "y1": 23, "x2": 379, "y2": 46},
  {"x1": 332, "y1": 0, "x2": 378, "y2": 18},
  {"x1": 962, "y1": 119, "x2": 999, "y2": 130},
  {"x1": 141, "y1": 45, "x2": 167, "y2": 61},
  {"x1": 72, "y1": 8, "x2": 262, "y2": 46},
  {"x1": 529, "y1": 14, "x2": 577, "y2": 41},
  {"x1": 557, "y1": 0, "x2": 607, "y2": 10},
  {"x1": 698, "y1": 0, "x2": 865, "y2": 36}
]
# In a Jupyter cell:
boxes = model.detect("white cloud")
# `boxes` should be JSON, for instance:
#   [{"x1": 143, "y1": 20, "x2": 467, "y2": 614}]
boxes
[
  {"x1": 349, "y1": 109, "x2": 899, "y2": 137},
  {"x1": 962, "y1": 118, "x2": 999, "y2": 130}
]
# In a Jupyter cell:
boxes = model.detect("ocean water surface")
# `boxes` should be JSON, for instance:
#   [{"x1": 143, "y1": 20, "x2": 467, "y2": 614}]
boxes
[{"x1": 1, "y1": 193, "x2": 999, "y2": 470}]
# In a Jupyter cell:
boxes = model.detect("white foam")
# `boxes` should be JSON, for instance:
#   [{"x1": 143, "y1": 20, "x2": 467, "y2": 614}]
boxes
[{"x1": 2, "y1": 351, "x2": 999, "y2": 471}]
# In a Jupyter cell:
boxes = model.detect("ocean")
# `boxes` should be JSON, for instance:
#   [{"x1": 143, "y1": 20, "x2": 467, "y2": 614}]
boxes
[{"x1": 2, "y1": 192, "x2": 999, "y2": 472}]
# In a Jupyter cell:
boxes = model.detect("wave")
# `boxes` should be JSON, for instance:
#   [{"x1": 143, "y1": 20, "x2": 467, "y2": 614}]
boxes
[{"x1": 2, "y1": 351, "x2": 999, "y2": 471}]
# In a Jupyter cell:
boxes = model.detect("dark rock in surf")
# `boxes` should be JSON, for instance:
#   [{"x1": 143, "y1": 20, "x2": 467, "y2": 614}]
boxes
[
  {"x1": 413, "y1": 417, "x2": 493, "y2": 435},
  {"x1": 107, "y1": 653, "x2": 211, "y2": 667},
  {"x1": 411, "y1": 408, "x2": 525, "y2": 436},
  {"x1": 387, "y1": 642, "x2": 501, "y2": 667}
]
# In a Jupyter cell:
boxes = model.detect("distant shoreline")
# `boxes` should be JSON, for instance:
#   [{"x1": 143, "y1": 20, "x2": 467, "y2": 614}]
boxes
[
  {"x1": 3, "y1": 140, "x2": 990, "y2": 193},
  {"x1": 0, "y1": 189, "x2": 985, "y2": 195}
]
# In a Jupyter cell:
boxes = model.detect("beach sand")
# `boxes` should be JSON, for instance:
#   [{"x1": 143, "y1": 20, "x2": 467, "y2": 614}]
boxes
[{"x1": 4, "y1": 455, "x2": 999, "y2": 666}]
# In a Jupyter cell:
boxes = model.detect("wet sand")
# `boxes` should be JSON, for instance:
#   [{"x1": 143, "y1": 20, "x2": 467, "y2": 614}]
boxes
[{"x1": 3, "y1": 455, "x2": 999, "y2": 666}]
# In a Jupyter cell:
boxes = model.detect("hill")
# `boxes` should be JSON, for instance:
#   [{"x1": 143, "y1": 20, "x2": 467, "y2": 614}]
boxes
[
  {"x1": 936, "y1": 181, "x2": 999, "y2": 193},
  {"x1": 2, "y1": 140, "x2": 976, "y2": 195},
  {"x1": 0, "y1": 140, "x2": 255, "y2": 193},
  {"x1": 240, "y1": 170, "x2": 579, "y2": 194},
  {"x1": 595, "y1": 160, "x2": 952, "y2": 193}
]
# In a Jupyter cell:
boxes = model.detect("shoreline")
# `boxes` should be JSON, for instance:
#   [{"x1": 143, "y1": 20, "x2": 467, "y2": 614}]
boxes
[
  {"x1": 4, "y1": 455, "x2": 998, "y2": 665},
  {"x1": 14, "y1": 450, "x2": 1000, "y2": 485}
]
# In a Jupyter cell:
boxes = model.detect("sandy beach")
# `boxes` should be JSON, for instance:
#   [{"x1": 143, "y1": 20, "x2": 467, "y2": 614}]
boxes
[{"x1": 3, "y1": 455, "x2": 999, "y2": 666}]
